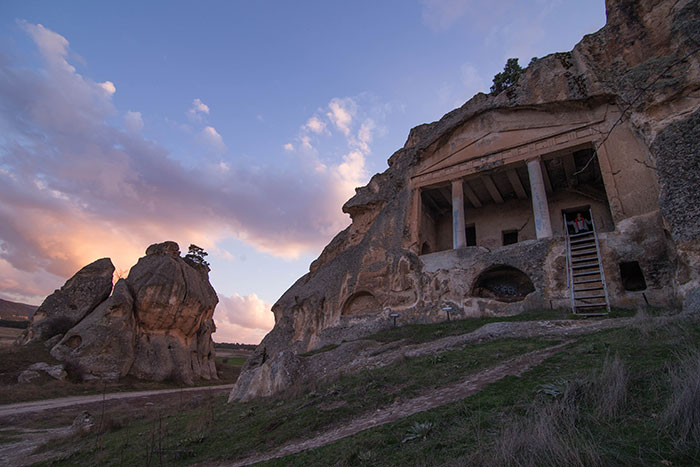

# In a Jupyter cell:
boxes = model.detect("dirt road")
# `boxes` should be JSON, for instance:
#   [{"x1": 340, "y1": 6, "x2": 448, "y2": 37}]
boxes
[{"x1": 0, "y1": 383, "x2": 234, "y2": 418}]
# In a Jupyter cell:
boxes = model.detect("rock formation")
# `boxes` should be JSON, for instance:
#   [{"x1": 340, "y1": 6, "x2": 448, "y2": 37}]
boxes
[
  {"x1": 231, "y1": 0, "x2": 700, "y2": 401},
  {"x1": 21, "y1": 241, "x2": 218, "y2": 385},
  {"x1": 19, "y1": 258, "x2": 115, "y2": 345}
]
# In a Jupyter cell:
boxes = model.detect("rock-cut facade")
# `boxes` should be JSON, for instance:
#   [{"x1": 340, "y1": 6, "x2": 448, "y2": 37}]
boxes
[{"x1": 231, "y1": 0, "x2": 700, "y2": 402}]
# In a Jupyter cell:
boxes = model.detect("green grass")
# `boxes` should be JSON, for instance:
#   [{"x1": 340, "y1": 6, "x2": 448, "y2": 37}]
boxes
[
  {"x1": 35, "y1": 309, "x2": 699, "y2": 467},
  {"x1": 259, "y1": 315, "x2": 700, "y2": 466},
  {"x1": 214, "y1": 356, "x2": 247, "y2": 366},
  {"x1": 299, "y1": 343, "x2": 340, "y2": 357},
  {"x1": 35, "y1": 337, "x2": 558, "y2": 466},
  {"x1": 365, "y1": 307, "x2": 635, "y2": 345}
]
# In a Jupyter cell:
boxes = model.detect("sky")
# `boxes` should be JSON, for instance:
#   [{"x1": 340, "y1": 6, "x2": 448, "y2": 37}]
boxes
[{"x1": 0, "y1": 1, "x2": 606, "y2": 344}]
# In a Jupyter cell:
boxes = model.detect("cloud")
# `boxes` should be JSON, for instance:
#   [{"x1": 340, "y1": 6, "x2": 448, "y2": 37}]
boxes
[
  {"x1": 327, "y1": 97, "x2": 356, "y2": 136},
  {"x1": 124, "y1": 111, "x2": 143, "y2": 133},
  {"x1": 214, "y1": 294, "x2": 275, "y2": 337},
  {"x1": 304, "y1": 116, "x2": 327, "y2": 134},
  {"x1": 420, "y1": 0, "x2": 472, "y2": 31},
  {"x1": 0, "y1": 23, "x2": 374, "y2": 312},
  {"x1": 198, "y1": 125, "x2": 226, "y2": 153},
  {"x1": 98, "y1": 81, "x2": 116, "y2": 96},
  {"x1": 188, "y1": 98, "x2": 210, "y2": 120},
  {"x1": 283, "y1": 143, "x2": 294, "y2": 151}
]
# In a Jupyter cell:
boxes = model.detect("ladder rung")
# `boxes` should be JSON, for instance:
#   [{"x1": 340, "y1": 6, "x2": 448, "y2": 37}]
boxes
[
  {"x1": 572, "y1": 256, "x2": 597, "y2": 263},
  {"x1": 574, "y1": 286, "x2": 604, "y2": 292},
  {"x1": 571, "y1": 238, "x2": 596, "y2": 245},
  {"x1": 574, "y1": 294, "x2": 607, "y2": 300},
  {"x1": 571, "y1": 244, "x2": 597, "y2": 251},
  {"x1": 569, "y1": 231, "x2": 594, "y2": 238},
  {"x1": 576, "y1": 303, "x2": 608, "y2": 308},
  {"x1": 573, "y1": 271, "x2": 601, "y2": 277},
  {"x1": 572, "y1": 262, "x2": 600, "y2": 269},
  {"x1": 573, "y1": 278, "x2": 603, "y2": 284}
]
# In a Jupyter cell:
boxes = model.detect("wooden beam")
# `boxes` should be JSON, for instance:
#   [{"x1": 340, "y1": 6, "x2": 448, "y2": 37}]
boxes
[
  {"x1": 562, "y1": 153, "x2": 577, "y2": 187},
  {"x1": 541, "y1": 160, "x2": 553, "y2": 194},
  {"x1": 506, "y1": 169, "x2": 528, "y2": 200},
  {"x1": 482, "y1": 175, "x2": 504, "y2": 204},
  {"x1": 462, "y1": 181, "x2": 482, "y2": 208},
  {"x1": 438, "y1": 187, "x2": 452, "y2": 204}
]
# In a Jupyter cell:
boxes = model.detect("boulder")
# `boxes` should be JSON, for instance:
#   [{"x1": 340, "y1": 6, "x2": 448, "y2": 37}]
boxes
[
  {"x1": 17, "y1": 369, "x2": 40, "y2": 384},
  {"x1": 27, "y1": 362, "x2": 67, "y2": 381},
  {"x1": 19, "y1": 258, "x2": 114, "y2": 344},
  {"x1": 125, "y1": 242, "x2": 218, "y2": 384},
  {"x1": 50, "y1": 279, "x2": 136, "y2": 381}
]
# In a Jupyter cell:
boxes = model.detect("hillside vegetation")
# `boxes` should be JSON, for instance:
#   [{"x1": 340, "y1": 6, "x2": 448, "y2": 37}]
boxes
[{"x1": 30, "y1": 308, "x2": 700, "y2": 466}]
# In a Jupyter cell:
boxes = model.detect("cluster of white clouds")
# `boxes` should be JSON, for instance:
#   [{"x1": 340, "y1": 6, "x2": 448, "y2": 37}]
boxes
[
  {"x1": 0, "y1": 22, "x2": 376, "y2": 343},
  {"x1": 214, "y1": 293, "x2": 275, "y2": 344}
]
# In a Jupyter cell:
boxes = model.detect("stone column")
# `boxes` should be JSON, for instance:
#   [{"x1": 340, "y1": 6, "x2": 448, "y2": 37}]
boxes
[
  {"x1": 527, "y1": 159, "x2": 553, "y2": 239},
  {"x1": 451, "y1": 179, "x2": 467, "y2": 249}
]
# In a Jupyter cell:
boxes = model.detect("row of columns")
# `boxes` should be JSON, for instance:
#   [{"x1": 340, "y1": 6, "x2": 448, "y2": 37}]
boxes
[{"x1": 450, "y1": 157, "x2": 553, "y2": 249}]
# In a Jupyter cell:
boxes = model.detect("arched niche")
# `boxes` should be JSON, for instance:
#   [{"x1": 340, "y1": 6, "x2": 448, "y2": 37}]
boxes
[
  {"x1": 342, "y1": 291, "x2": 380, "y2": 316},
  {"x1": 471, "y1": 265, "x2": 535, "y2": 302},
  {"x1": 421, "y1": 242, "x2": 432, "y2": 255}
]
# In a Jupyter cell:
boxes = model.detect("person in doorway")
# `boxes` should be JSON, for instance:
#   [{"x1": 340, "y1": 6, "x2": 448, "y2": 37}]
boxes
[{"x1": 568, "y1": 212, "x2": 592, "y2": 234}]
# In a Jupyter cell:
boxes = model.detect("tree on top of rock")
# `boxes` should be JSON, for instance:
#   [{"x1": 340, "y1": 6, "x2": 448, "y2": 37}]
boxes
[
  {"x1": 490, "y1": 58, "x2": 523, "y2": 95},
  {"x1": 185, "y1": 244, "x2": 210, "y2": 269}
]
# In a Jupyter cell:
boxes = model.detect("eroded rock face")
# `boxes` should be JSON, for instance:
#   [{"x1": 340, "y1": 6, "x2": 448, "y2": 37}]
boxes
[
  {"x1": 50, "y1": 279, "x2": 136, "y2": 381},
  {"x1": 19, "y1": 258, "x2": 115, "y2": 344},
  {"x1": 21, "y1": 241, "x2": 219, "y2": 385},
  {"x1": 231, "y1": 0, "x2": 700, "y2": 401}
]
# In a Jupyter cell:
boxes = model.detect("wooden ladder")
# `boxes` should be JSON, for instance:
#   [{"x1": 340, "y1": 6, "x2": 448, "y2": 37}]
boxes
[{"x1": 564, "y1": 210, "x2": 610, "y2": 315}]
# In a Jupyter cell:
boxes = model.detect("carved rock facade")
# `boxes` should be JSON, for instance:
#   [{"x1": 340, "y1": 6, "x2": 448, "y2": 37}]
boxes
[{"x1": 231, "y1": 0, "x2": 700, "y2": 401}]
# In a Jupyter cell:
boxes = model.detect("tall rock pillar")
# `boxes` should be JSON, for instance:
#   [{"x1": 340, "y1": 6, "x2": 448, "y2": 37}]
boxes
[
  {"x1": 527, "y1": 158, "x2": 553, "y2": 239},
  {"x1": 451, "y1": 179, "x2": 467, "y2": 249}
]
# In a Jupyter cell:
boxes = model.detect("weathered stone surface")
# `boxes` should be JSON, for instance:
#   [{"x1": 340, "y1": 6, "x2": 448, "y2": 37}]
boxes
[
  {"x1": 125, "y1": 242, "x2": 218, "y2": 384},
  {"x1": 17, "y1": 369, "x2": 40, "y2": 384},
  {"x1": 27, "y1": 362, "x2": 67, "y2": 380},
  {"x1": 21, "y1": 241, "x2": 218, "y2": 385},
  {"x1": 231, "y1": 0, "x2": 700, "y2": 402},
  {"x1": 50, "y1": 279, "x2": 136, "y2": 381},
  {"x1": 19, "y1": 258, "x2": 114, "y2": 344},
  {"x1": 127, "y1": 242, "x2": 217, "y2": 336}
]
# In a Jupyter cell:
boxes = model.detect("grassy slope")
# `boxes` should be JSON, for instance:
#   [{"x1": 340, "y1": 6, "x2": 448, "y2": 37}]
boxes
[{"x1": 36, "y1": 310, "x2": 700, "y2": 466}]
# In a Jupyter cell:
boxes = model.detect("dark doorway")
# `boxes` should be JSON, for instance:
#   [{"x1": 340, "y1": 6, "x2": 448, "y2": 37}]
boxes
[
  {"x1": 466, "y1": 225, "x2": 477, "y2": 246},
  {"x1": 619, "y1": 261, "x2": 647, "y2": 291},
  {"x1": 563, "y1": 206, "x2": 592, "y2": 235}
]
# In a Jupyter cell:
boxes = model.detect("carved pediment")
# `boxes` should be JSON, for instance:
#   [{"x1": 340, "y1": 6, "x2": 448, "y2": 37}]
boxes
[{"x1": 415, "y1": 105, "x2": 608, "y2": 180}]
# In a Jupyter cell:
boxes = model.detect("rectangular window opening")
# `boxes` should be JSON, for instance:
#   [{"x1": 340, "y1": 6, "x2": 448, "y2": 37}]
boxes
[{"x1": 502, "y1": 230, "x2": 518, "y2": 246}]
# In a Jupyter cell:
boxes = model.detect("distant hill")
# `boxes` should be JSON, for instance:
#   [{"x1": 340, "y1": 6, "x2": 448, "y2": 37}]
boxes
[{"x1": 0, "y1": 298, "x2": 37, "y2": 321}]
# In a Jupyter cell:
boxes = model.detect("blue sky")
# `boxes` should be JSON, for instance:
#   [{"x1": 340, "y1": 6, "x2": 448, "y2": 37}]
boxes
[{"x1": 0, "y1": 1, "x2": 606, "y2": 343}]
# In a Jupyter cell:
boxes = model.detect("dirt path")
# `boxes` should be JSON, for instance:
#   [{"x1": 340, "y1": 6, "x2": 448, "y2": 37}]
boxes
[
  {"x1": 0, "y1": 427, "x2": 74, "y2": 467},
  {"x1": 221, "y1": 342, "x2": 570, "y2": 467},
  {"x1": 0, "y1": 383, "x2": 235, "y2": 418}
]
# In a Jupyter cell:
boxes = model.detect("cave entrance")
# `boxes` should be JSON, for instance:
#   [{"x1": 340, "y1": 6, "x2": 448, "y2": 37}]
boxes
[
  {"x1": 471, "y1": 265, "x2": 535, "y2": 302},
  {"x1": 619, "y1": 261, "x2": 647, "y2": 291}
]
